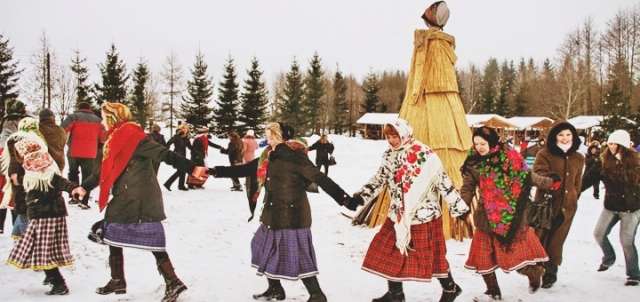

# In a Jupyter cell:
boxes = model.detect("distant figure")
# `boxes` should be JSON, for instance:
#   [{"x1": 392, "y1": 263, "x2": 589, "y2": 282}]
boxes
[
  {"x1": 242, "y1": 130, "x2": 259, "y2": 164},
  {"x1": 0, "y1": 99, "x2": 28, "y2": 233},
  {"x1": 61, "y1": 102, "x2": 104, "y2": 209},
  {"x1": 147, "y1": 124, "x2": 166, "y2": 145},
  {"x1": 189, "y1": 127, "x2": 222, "y2": 189},
  {"x1": 219, "y1": 131, "x2": 244, "y2": 191},
  {"x1": 308, "y1": 134, "x2": 335, "y2": 175},
  {"x1": 164, "y1": 123, "x2": 192, "y2": 191},
  {"x1": 38, "y1": 109, "x2": 67, "y2": 170}
]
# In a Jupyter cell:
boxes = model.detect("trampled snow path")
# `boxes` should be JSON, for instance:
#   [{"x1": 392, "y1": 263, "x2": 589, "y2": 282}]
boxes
[{"x1": 0, "y1": 135, "x2": 638, "y2": 301}]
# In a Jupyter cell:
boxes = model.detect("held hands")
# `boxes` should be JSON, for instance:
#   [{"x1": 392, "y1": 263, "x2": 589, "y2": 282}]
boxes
[
  {"x1": 207, "y1": 167, "x2": 216, "y2": 177},
  {"x1": 71, "y1": 186, "x2": 87, "y2": 201},
  {"x1": 344, "y1": 194, "x2": 364, "y2": 211},
  {"x1": 191, "y1": 166, "x2": 209, "y2": 181}
]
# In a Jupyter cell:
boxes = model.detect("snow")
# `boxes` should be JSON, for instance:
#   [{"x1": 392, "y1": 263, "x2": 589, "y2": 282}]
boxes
[
  {"x1": 1, "y1": 135, "x2": 639, "y2": 302},
  {"x1": 356, "y1": 113, "x2": 399, "y2": 125},
  {"x1": 507, "y1": 117, "x2": 554, "y2": 130}
]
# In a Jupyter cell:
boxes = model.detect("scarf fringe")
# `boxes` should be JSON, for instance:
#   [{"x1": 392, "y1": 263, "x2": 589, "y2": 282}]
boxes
[{"x1": 22, "y1": 163, "x2": 60, "y2": 193}]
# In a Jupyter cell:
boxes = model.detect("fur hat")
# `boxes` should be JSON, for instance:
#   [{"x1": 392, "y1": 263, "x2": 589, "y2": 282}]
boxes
[
  {"x1": 422, "y1": 1, "x2": 450, "y2": 28},
  {"x1": 607, "y1": 129, "x2": 632, "y2": 149},
  {"x1": 101, "y1": 102, "x2": 132, "y2": 129},
  {"x1": 5, "y1": 99, "x2": 26, "y2": 116}
]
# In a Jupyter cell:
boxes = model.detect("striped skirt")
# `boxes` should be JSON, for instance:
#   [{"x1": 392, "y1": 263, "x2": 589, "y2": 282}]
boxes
[
  {"x1": 103, "y1": 222, "x2": 166, "y2": 251},
  {"x1": 7, "y1": 217, "x2": 73, "y2": 270},
  {"x1": 465, "y1": 227, "x2": 548, "y2": 275},
  {"x1": 362, "y1": 218, "x2": 450, "y2": 282},
  {"x1": 251, "y1": 224, "x2": 319, "y2": 280}
]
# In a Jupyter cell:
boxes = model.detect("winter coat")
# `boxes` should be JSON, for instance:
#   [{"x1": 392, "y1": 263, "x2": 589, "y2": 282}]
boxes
[
  {"x1": 221, "y1": 139, "x2": 244, "y2": 164},
  {"x1": 166, "y1": 134, "x2": 191, "y2": 156},
  {"x1": 61, "y1": 109, "x2": 104, "y2": 159},
  {"x1": 308, "y1": 141, "x2": 334, "y2": 166},
  {"x1": 25, "y1": 174, "x2": 76, "y2": 219},
  {"x1": 581, "y1": 150, "x2": 602, "y2": 192},
  {"x1": 191, "y1": 135, "x2": 222, "y2": 166},
  {"x1": 242, "y1": 136, "x2": 258, "y2": 163},
  {"x1": 356, "y1": 140, "x2": 468, "y2": 227},
  {"x1": 147, "y1": 132, "x2": 166, "y2": 146},
  {"x1": 532, "y1": 121, "x2": 585, "y2": 266},
  {"x1": 82, "y1": 137, "x2": 195, "y2": 224},
  {"x1": 460, "y1": 147, "x2": 554, "y2": 234},
  {"x1": 39, "y1": 119, "x2": 67, "y2": 170},
  {"x1": 599, "y1": 148, "x2": 640, "y2": 212},
  {"x1": 0, "y1": 118, "x2": 23, "y2": 146},
  {"x1": 213, "y1": 143, "x2": 348, "y2": 229}
]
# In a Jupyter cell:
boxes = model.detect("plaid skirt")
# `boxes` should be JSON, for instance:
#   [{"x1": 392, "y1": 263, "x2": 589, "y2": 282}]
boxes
[
  {"x1": 7, "y1": 217, "x2": 73, "y2": 270},
  {"x1": 103, "y1": 222, "x2": 166, "y2": 251},
  {"x1": 465, "y1": 227, "x2": 548, "y2": 275},
  {"x1": 251, "y1": 224, "x2": 319, "y2": 280},
  {"x1": 362, "y1": 218, "x2": 449, "y2": 282}
]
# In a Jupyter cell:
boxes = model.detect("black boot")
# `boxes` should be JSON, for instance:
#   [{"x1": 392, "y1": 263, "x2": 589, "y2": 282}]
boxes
[
  {"x1": 96, "y1": 254, "x2": 127, "y2": 295},
  {"x1": 158, "y1": 258, "x2": 188, "y2": 302},
  {"x1": 45, "y1": 269, "x2": 69, "y2": 295},
  {"x1": 475, "y1": 272, "x2": 501, "y2": 301},
  {"x1": 372, "y1": 280, "x2": 405, "y2": 302},
  {"x1": 253, "y1": 278, "x2": 286, "y2": 300},
  {"x1": 541, "y1": 263, "x2": 557, "y2": 289},
  {"x1": 302, "y1": 276, "x2": 327, "y2": 302},
  {"x1": 438, "y1": 273, "x2": 462, "y2": 302}
]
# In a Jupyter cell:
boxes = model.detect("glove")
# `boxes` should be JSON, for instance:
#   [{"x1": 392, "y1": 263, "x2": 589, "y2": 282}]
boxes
[
  {"x1": 548, "y1": 173, "x2": 562, "y2": 191},
  {"x1": 208, "y1": 168, "x2": 216, "y2": 177},
  {"x1": 345, "y1": 194, "x2": 364, "y2": 211}
]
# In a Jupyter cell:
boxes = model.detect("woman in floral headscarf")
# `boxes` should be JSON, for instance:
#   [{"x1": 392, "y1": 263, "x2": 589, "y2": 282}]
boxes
[
  {"x1": 80, "y1": 102, "x2": 206, "y2": 302},
  {"x1": 460, "y1": 127, "x2": 558, "y2": 301},
  {"x1": 5, "y1": 129, "x2": 86, "y2": 295},
  {"x1": 347, "y1": 118, "x2": 469, "y2": 302}
]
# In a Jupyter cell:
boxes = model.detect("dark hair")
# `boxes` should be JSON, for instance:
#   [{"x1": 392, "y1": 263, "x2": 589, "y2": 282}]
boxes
[
  {"x1": 472, "y1": 127, "x2": 500, "y2": 149},
  {"x1": 278, "y1": 122, "x2": 295, "y2": 141},
  {"x1": 546, "y1": 121, "x2": 580, "y2": 155},
  {"x1": 77, "y1": 102, "x2": 91, "y2": 110}
]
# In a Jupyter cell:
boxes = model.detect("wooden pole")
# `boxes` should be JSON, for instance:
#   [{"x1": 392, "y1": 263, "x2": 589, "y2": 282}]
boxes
[{"x1": 46, "y1": 52, "x2": 52, "y2": 109}]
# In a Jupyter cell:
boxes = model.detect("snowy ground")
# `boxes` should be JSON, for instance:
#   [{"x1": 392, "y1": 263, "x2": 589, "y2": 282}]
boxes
[{"x1": 0, "y1": 135, "x2": 638, "y2": 302}]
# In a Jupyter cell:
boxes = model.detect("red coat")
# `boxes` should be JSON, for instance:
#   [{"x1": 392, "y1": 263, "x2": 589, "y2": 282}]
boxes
[{"x1": 61, "y1": 109, "x2": 104, "y2": 159}]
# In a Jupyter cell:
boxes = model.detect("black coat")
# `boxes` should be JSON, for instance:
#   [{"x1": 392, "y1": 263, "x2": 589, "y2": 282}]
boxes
[
  {"x1": 599, "y1": 150, "x2": 640, "y2": 212},
  {"x1": 83, "y1": 138, "x2": 195, "y2": 223},
  {"x1": 166, "y1": 134, "x2": 192, "y2": 156},
  {"x1": 26, "y1": 175, "x2": 76, "y2": 219},
  {"x1": 308, "y1": 141, "x2": 334, "y2": 166},
  {"x1": 147, "y1": 132, "x2": 166, "y2": 146},
  {"x1": 191, "y1": 135, "x2": 222, "y2": 165},
  {"x1": 214, "y1": 143, "x2": 348, "y2": 229}
]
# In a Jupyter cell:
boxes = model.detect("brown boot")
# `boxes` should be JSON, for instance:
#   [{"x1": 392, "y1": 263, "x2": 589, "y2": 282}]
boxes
[
  {"x1": 475, "y1": 272, "x2": 501, "y2": 301},
  {"x1": 158, "y1": 258, "x2": 187, "y2": 302},
  {"x1": 519, "y1": 265, "x2": 544, "y2": 293},
  {"x1": 96, "y1": 255, "x2": 126, "y2": 295}
]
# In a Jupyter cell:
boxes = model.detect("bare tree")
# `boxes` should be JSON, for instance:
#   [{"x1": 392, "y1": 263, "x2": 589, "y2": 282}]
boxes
[
  {"x1": 51, "y1": 64, "x2": 74, "y2": 120},
  {"x1": 161, "y1": 52, "x2": 183, "y2": 136}
]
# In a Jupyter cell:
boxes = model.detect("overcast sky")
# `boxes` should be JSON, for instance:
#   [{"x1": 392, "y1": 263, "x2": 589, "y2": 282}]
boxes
[{"x1": 0, "y1": 0, "x2": 636, "y2": 86}]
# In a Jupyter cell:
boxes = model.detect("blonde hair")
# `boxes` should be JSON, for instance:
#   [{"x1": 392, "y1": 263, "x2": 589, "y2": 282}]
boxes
[
  {"x1": 101, "y1": 102, "x2": 132, "y2": 129},
  {"x1": 265, "y1": 122, "x2": 283, "y2": 143}
]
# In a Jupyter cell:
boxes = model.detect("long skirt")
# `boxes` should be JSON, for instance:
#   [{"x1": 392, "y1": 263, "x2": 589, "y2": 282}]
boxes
[
  {"x1": 7, "y1": 217, "x2": 73, "y2": 270},
  {"x1": 362, "y1": 218, "x2": 449, "y2": 282},
  {"x1": 251, "y1": 224, "x2": 319, "y2": 280},
  {"x1": 103, "y1": 222, "x2": 166, "y2": 252},
  {"x1": 465, "y1": 227, "x2": 548, "y2": 275}
]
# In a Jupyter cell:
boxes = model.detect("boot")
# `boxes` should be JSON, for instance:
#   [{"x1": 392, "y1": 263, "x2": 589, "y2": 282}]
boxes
[
  {"x1": 302, "y1": 276, "x2": 327, "y2": 302},
  {"x1": 518, "y1": 265, "x2": 544, "y2": 293},
  {"x1": 473, "y1": 272, "x2": 501, "y2": 301},
  {"x1": 163, "y1": 182, "x2": 172, "y2": 191},
  {"x1": 253, "y1": 278, "x2": 286, "y2": 301},
  {"x1": 44, "y1": 269, "x2": 69, "y2": 295},
  {"x1": 158, "y1": 258, "x2": 188, "y2": 302},
  {"x1": 541, "y1": 263, "x2": 557, "y2": 289},
  {"x1": 438, "y1": 273, "x2": 462, "y2": 302},
  {"x1": 96, "y1": 255, "x2": 126, "y2": 295},
  {"x1": 372, "y1": 281, "x2": 405, "y2": 302}
]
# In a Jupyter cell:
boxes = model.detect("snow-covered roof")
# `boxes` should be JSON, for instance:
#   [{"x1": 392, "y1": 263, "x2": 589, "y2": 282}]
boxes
[
  {"x1": 567, "y1": 115, "x2": 637, "y2": 130},
  {"x1": 466, "y1": 114, "x2": 517, "y2": 128},
  {"x1": 356, "y1": 113, "x2": 399, "y2": 125},
  {"x1": 507, "y1": 116, "x2": 555, "y2": 130}
]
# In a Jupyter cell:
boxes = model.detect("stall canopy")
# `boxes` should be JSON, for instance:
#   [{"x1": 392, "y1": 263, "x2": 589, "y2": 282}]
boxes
[
  {"x1": 465, "y1": 114, "x2": 517, "y2": 128},
  {"x1": 507, "y1": 116, "x2": 555, "y2": 130}
]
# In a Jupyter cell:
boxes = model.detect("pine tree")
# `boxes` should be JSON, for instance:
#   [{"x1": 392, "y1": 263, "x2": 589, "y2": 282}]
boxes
[
  {"x1": 496, "y1": 60, "x2": 515, "y2": 116},
  {"x1": 332, "y1": 69, "x2": 349, "y2": 134},
  {"x1": 70, "y1": 50, "x2": 94, "y2": 110},
  {"x1": 239, "y1": 57, "x2": 268, "y2": 135},
  {"x1": 181, "y1": 51, "x2": 214, "y2": 128},
  {"x1": 303, "y1": 53, "x2": 325, "y2": 134},
  {"x1": 130, "y1": 61, "x2": 150, "y2": 127},
  {"x1": 278, "y1": 59, "x2": 305, "y2": 132},
  {"x1": 601, "y1": 80, "x2": 632, "y2": 134},
  {"x1": 95, "y1": 44, "x2": 129, "y2": 105},
  {"x1": 361, "y1": 71, "x2": 380, "y2": 113},
  {"x1": 480, "y1": 58, "x2": 499, "y2": 113},
  {"x1": 214, "y1": 57, "x2": 240, "y2": 136},
  {"x1": 0, "y1": 34, "x2": 21, "y2": 118},
  {"x1": 512, "y1": 58, "x2": 529, "y2": 116}
]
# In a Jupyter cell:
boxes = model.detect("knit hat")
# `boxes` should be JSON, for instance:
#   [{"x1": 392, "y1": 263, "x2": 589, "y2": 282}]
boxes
[
  {"x1": 5, "y1": 99, "x2": 26, "y2": 115},
  {"x1": 38, "y1": 108, "x2": 55, "y2": 121},
  {"x1": 245, "y1": 130, "x2": 255, "y2": 137},
  {"x1": 101, "y1": 102, "x2": 132, "y2": 130},
  {"x1": 607, "y1": 129, "x2": 631, "y2": 148},
  {"x1": 196, "y1": 126, "x2": 209, "y2": 134},
  {"x1": 422, "y1": 1, "x2": 450, "y2": 28}
]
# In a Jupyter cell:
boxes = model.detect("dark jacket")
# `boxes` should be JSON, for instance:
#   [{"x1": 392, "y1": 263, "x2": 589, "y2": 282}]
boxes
[
  {"x1": 166, "y1": 134, "x2": 192, "y2": 156},
  {"x1": 214, "y1": 143, "x2": 348, "y2": 229},
  {"x1": 581, "y1": 148, "x2": 602, "y2": 192},
  {"x1": 147, "y1": 132, "x2": 166, "y2": 146},
  {"x1": 532, "y1": 121, "x2": 584, "y2": 266},
  {"x1": 26, "y1": 174, "x2": 76, "y2": 219},
  {"x1": 7, "y1": 138, "x2": 27, "y2": 216},
  {"x1": 61, "y1": 109, "x2": 104, "y2": 159},
  {"x1": 39, "y1": 119, "x2": 68, "y2": 170},
  {"x1": 221, "y1": 139, "x2": 244, "y2": 164},
  {"x1": 83, "y1": 137, "x2": 195, "y2": 223},
  {"x1": 599, "y1": 148, "x2": 640, "y2": 212},
  {"x1": 191, "y1": 134, "x2": 222, "y2": 165},
  {"x1": 308, "y1": 141, "x2": 334, "y2": 166}
]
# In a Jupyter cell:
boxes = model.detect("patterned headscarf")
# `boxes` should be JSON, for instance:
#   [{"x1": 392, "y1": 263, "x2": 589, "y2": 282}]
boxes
[
  {"x1": 385, "y1": 118, "x2": 414, "y2": 148},
  {"x1": 101, "y1": 102, "x2": 132, "y2": 130},
  {"x1": 18, "y1": 117, "x2": 44, "y2": 139},
  {"x1": 8, "y1": 132, "x2": 59, "y2": 193},
  {"x1": 422, "y1": 1, "x2": 450, "y2": 28}
]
